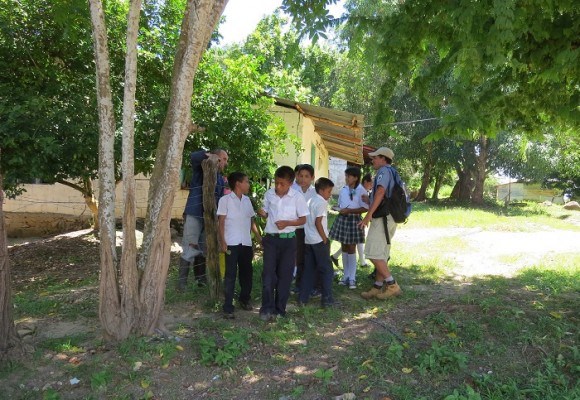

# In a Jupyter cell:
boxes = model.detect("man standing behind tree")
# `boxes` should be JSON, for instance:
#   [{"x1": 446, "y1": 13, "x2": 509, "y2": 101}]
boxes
[
  {"x1": 358, "y1": 147, "x2": 402, "y2": 300},
  {"x1": 178, "y1": 149, "x2": 228, "y2": 289}
]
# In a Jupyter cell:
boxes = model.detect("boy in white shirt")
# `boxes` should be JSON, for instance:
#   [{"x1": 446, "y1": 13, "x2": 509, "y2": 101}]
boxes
[
  {"x1": 298, "y1": 177, "x2": 338, "y2": 307},
  {"x1": 258, "y1": 166, "x2": 309, "y2": 321},
  {"x1": 218, "y1": 172, "x2": 262, "y2": 319}
]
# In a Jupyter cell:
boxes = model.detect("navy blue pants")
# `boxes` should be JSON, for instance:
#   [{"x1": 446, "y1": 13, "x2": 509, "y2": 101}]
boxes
[
  {"x1": 223, "y1": 245, "x2": 253, "y2": 313},
  {"x1": 260, "y1": 235, "x2": 296, "y2": 317},
  {"x1": 299, "y1": 241, "x2": 334, "y2": 305}
]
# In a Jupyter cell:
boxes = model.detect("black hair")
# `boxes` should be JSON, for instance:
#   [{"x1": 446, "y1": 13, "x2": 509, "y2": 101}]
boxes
[
  {"x1": 314, "y1": 177, "x2": 334, "y2": 193},
  {"x1": 344, "y1": 166, "x2": 362, "y2": 187},
  {"x1": 275, "y1": 165, "x2": 295, "y2": 183},
  {"x1": 227, "y1": 171, "x2": 247, "y2": 190},
  {"x1": 296, "y1": 163, "x2": 315, "y2": 177},
  {"x1": 362, "y1": 173, "x2": 373, "y2": 184}
]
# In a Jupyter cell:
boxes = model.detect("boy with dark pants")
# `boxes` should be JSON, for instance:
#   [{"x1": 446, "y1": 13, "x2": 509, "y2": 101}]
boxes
[
  {"x1": 218, "y1": 172, "x2": 262, "y2": 319},
  {"x1": 299, "y1": 178, "x2": 338, "y2": 307},
  {"x1": 291, "y1": 164, "x2": 316, "y2": 295},
  {"x1": 258, "y1": 166, "x2": 308, "y2": 321}
]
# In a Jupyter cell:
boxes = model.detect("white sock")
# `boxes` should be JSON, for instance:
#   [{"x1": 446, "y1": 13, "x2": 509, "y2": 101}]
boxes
[
  {"x1": 385, "y1": 275, "x2": 395, "y2": 284},
  {"x1": 357, "y1": 243, "x2": 366, "y2": 265},
  {"x1": 347, "y1": 253, "x2": 357, "y2": 283}
]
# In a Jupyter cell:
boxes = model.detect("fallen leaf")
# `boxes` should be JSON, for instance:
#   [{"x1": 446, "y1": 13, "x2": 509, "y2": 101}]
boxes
[
  {"x1": 414, "y1": 320, "x2": 422, "y2": 324},
  {"x1": 402, "y1": 342, "x2": 410, "y2": 349},
  {"x1": 175, "y1": 345, "x2": 184, "y2": 351},
  {"x1": 358, "y1": 374, "x2": 368, "y2": 380},
  {"x1": 363, "y1": 386, "x2": 371, "y2": 392},
  {"x1": 141, "y1": 380, "x2": 150, "y2": 389},
  {"x1": 401, "y1": 367, "x2": 413, "y2": 374},
  {"x1": 133, "y1": 361, "x2": 143, "y2": 371},
  {"x1": 447, "y1": 332, "x2": 457, "y2": 338},
  {"x1": 550, "y1": 311, "x2": 562, "y2": 319}
]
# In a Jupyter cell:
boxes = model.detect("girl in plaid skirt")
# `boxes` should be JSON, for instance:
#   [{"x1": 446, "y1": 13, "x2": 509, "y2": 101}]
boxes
[{"x1": 329, "y1": 167, "x2": 369, "y2": 288}]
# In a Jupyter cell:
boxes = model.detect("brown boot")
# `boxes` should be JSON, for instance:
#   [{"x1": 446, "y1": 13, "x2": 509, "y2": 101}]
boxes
[
  {"x1": 361, "y1": 285, "x2": 383, "y2": 300},
  {"x1": 376, "y1": 282, "x2": 402, "y2": 299}
]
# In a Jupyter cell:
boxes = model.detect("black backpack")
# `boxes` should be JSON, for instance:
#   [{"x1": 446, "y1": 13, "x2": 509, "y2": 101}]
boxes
[{"x1": 372, "y1": 167, "x2": 412, "y2": 223}]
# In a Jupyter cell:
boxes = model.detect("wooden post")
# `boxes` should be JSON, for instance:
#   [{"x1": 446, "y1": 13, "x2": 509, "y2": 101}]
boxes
[{"x1": 202, "y1": 158, "x2": 222, "y2": 300}]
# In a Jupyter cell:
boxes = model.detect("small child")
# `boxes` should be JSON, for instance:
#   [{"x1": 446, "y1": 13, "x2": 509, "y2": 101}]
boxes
[
  {"x1": 218, "y1": 172, "x2": 262, "y2": 319},
  {"x1": 329, "y1": 167, "x2": 369, "y2": 289},
  {"x1": 299, "y1": 177, "x2": 338, "y2": 307},
  {"x1": 258, "y1": 166, "x2": 309, "y2": 321},
  {"x1": 331, "y1": 173, "x2": 373, "y2": 269},
  {"x1": 292, "y1": 164, "x2": 317, "y2": 295}
]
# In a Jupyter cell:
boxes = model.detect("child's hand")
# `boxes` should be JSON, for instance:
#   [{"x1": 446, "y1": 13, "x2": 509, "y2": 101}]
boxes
[
  {"x1": 220, "y1": 242, "x2": 228, "y2": 254},
  {"x1": 275, "y1": 220, "x2": 289, "y2": 230}
]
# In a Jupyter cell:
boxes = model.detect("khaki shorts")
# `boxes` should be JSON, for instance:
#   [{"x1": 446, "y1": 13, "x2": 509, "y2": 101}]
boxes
[{"x1": 364, "y1": 215, "x2": 397, "y2": 261}]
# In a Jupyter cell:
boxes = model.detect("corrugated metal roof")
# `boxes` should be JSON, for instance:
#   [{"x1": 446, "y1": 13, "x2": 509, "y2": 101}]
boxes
[{"x1": 274, "y1": 97, "x2": 365, "y2": 165}]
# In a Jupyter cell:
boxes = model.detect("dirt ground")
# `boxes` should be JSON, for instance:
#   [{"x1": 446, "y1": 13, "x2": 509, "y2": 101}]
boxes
[{"x1": 5, "y1": 223, "x2": 580, "y2": 399}]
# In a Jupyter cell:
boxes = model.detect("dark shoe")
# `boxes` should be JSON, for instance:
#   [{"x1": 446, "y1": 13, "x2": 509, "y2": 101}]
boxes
[
  {"x1": 239, "y1": 302, "x2": 253, "y2": 311},
  {"x1": 291, "y1": 286, "x2": 300, "y2": 294},
  {"x1": 321, "y1": 300, "x2": 342, "y2": 308},
  {"x1": 259, "y1": 313, "x2": 273, "y2": 322},
  {"x1": 196, "y1": 277, "x2": 207, "y2": 287},
  {"x1": 310, "y1": 289, "x2": 321, "y2": 298},
  {"x1": 223, "y1": 312, "x2": 235, "y2": 319}
]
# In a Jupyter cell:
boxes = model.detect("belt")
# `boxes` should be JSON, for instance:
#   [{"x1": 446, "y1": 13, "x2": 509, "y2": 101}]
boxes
[{"x1": 265, "y1": 232, "x2": 296, "y2": 239}]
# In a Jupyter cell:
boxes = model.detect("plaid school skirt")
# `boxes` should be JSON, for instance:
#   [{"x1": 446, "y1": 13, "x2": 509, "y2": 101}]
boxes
[{"x1": 329, "y1": 214, "x2": 365, "y2": 244}]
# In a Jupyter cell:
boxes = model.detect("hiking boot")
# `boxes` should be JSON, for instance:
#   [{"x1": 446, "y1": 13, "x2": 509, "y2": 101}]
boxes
[
  {"x1": 376, "y1": 282, "x2": 402, "y2": 299},
  {"x1": 361, "y1": 285, "x2": 382, "y2": 300}
]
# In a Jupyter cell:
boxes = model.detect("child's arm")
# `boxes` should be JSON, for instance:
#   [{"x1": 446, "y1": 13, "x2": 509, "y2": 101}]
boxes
[
  {"x1": 218, "y1": 215, "x2": 228, "y2": 253},
  {"x1": 274, "y1": 216, "x2": 306, "y2": 230},
  {"x1": 251, "y1": 218, "x2": 262, "y2": 244},
  {"x1": 314, "y1": 216, "x2": 328, "y2": 244}
]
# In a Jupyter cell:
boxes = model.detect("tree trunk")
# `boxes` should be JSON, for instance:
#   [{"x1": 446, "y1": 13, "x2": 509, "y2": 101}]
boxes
[
  {"x1": 136, "y1": 0, "x2": 228, "y2": 336},
  {"x1": 202, "y1": 158, "x2": 222, "y2": 300},
  {"x1": 450, "y1": 167, "x2": 474, "y2": 202},
  {"x1": 471, "y1": 135, "x2": 488, "y2": 205},
  {"x1": 89, "y1": 0, "x2": 124, "y2": 341},
  {"x1": 57, "y1": 177, "x2": 100, "y2": 231},
  {"x1": 432, "y1": 172, "x2": 443, "y2": 200},
  {"x1": 0, "y1": 172, "x2": 25, "y2": 360},
  {"x1": 415, "y1": 144, "x2": 435, "y2": 201}
]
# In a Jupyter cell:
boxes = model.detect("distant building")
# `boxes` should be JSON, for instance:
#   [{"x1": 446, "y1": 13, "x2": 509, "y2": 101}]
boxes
[{"x1": 496, "y1": 182, "x2": 563, "y2": 204}]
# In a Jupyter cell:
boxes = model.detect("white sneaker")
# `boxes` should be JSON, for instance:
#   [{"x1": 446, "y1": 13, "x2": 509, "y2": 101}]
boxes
[
  {"x1": 338, "y1": 280, "x2": 347, "y2": 286},
  {"x1": 349, "y1": 281, "x2": 357, "y2": 289}
]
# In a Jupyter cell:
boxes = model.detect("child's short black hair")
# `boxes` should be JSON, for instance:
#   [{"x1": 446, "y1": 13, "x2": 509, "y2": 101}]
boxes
[
  {"x1": 362, "y1": 173, "x2": 372, "y2": 184},
  {"x1": 345, "y1": 166, "x2": 362, "y2": 187},
  {"x1": 296, "y1": 163, "x2": 315, "y2": 177},
  {"x1": 275, "y1": 166, "x2": 295, "y2": 183},
  {"x1": 227, "y1": 171, "x2": 247, "y2": 190},
  {"x1": 315, "y1": 177, "x2": 334, "y2": 193}
]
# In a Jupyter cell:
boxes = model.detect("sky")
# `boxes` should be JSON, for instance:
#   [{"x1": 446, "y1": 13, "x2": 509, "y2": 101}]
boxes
[{"x1": 219, "y1": 0, "x2": 346, "y2": 46}]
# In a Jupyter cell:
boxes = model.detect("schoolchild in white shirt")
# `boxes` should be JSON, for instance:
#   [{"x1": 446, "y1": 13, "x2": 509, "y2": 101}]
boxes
[
  {"x1": 298, "y1": 177, "x2": 339, "y2": 307},
  {"x1": 218, "y1": 172, "x2": 262, "y2": 319},
  {"x1": 257, "y1": 166, "x2": 309, "y2": 321}
]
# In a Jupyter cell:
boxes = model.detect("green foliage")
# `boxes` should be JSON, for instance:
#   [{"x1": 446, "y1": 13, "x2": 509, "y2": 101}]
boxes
[
  {"x1": 417, "y1": 342, "x2": 468, "y2": 375},
  {"x1": 444, "y1": 385, "x2": 482, "y2": 400},
  {"x1": 90, "y1": 369, "x2": 113, "y2": 391},
  {"x1": 198, "y1": 330, "x2": 250, "y2": 367},
  {"x1": 313, "y1": 367, "x2": 334, "y2": 384}
]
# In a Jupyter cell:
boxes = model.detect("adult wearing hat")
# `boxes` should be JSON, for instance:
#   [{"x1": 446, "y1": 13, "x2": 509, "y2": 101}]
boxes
[{"x1": 358, "y1": 147, "x2": 402, "y2": 300}]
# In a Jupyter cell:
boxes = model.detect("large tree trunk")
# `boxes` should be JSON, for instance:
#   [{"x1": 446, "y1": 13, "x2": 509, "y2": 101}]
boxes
[
  {"x1": 432, "y1": 172, "x2": 443, "y2": 200},
  {"x1": 415, "y1": 143, "x2": 435, "y2": 201},
  {"x1": 202, "y1": 158, "x2": 222, "y2": 300},
  {"x1": 57, "y1": 177, "x2": 100, "y2": 230},
  {"x1": 0, "y1": 172, "x2": 25, "y2": 360},
  {"x1": 450, "y1": 167, "x2": 474, "y2": 201},
  {"x1": 136, "y1": 0, "x2": 228, "y2": 336},
  {"x1": 471, "y1": 135, "x2": 488, "y2": 205}
]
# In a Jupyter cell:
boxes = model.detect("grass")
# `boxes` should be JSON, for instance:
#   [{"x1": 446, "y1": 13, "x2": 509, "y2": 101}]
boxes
[{"x1": 4, "y1": 202, "x2": 580, "y2": 399}]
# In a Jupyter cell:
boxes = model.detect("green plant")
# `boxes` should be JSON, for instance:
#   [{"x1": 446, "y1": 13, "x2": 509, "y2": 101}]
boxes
[
  {"x1": 90, "y1": 369, "x2": 112, "y2": 390},
  {"x1": 42, "y1": 388, "x2": 61, "y2": 400},
  {"x1": 313, "y1": 368, "x2": 334, "y2": 385},
  {"x1": 198, "y1": 330, "x2": 250, "y2": 367},
  {"x1": 444, "y1": 385, "x2": 482, "y2": 400},
  {"x1": 417, "y1": 343, "x2": 468, "y2": 375}
]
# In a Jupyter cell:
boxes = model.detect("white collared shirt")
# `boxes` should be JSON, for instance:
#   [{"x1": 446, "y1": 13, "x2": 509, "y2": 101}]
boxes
[
  {"x1": 305, "y1": 194, "x2": 329, "y2": 244},
  {"x1": 262, "y1": 187, "x2": 309, "y2": 234},
  {"x1": 217, "y1": 192, "x2": 256, "y2": 246},
  {"x1": 338, "y1": 184, "x2": 369, "y2": 210}
]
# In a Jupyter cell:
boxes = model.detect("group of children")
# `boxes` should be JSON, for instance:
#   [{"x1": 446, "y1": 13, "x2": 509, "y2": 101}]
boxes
[{"x1": 216, "y1": 164, "x2": 371, "y2": 321}]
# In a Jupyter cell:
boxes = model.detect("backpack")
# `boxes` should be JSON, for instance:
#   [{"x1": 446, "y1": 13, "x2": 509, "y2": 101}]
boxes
[
  {"x1": 384, "y1": 167, "x2": 412, "y2": 223},
  {"x1": 371, "y1": 166, "x2": 412, "y2": 223}
]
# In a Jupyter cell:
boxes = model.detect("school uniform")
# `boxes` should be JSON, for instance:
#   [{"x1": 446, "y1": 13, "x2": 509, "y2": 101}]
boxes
[
  {"x1": 294, "y1": 185, "x2": 317, "y2": 291},
  {"x1": 299, "y1": 194, "x2": 335, "y2": 306},
  {"x1": 260, "y1": 187, "x2": 309, "y2": 318},
  {"x1": 217, "y1": 192, "x2": 256, "y2": 313},
  {"x1": 329, "y1": 185, "x2": 368, "y2": 244}
]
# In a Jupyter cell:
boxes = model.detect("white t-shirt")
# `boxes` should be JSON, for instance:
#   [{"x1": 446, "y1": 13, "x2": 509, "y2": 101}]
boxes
[
  {"x1": 262, "y1": 187, "x2": 309, "y2": 234},
  {"x1": 296, "y1": 185, "x2": 316, "y2": 228},
  {"x1": 305, "y1": 194, "x2": 329, "y2": 244},
  {"x1": 217, "y1": 192, "x2": 255, "y2": 246},
  {"x1": 337, "y1": 184, "x2": 369, "y2": 210}
]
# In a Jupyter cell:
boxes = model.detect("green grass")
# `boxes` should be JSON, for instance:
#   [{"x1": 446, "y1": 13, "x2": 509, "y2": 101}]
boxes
[{"x1": 4, "y1": 202, "x2": 579, "y2": 400}]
